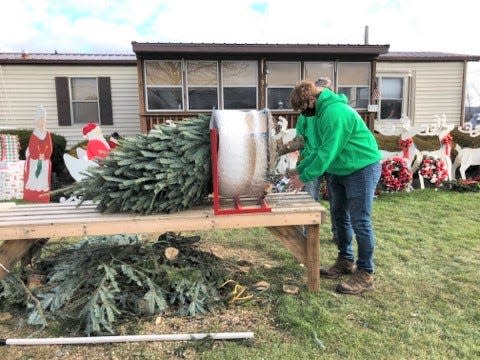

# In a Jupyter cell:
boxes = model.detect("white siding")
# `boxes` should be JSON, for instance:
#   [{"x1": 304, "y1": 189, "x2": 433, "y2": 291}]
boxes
[
  {"x1": 376, "y1": 61, "x2": 465, "y2": 129},
  {"x1": 0, "y1": 64, "x2": 139, "y2": 146}
]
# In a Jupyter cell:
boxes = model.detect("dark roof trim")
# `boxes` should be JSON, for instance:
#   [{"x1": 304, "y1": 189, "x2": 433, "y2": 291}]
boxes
[
  {"x1": 379, "y1": 52, "x2": 480, "y2": 62},
  {"x1": 131, "y1": 42, "x2": 390, "y2": 57},
  {"x1": 0, "y1": 52, "x2": 137, "y2": 65}
]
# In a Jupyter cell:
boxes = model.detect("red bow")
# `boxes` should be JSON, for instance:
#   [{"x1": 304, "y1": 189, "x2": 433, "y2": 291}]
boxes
[
  {"x1": 441, "y1": 134, "x2": 453, "y2": 157},
  {"x1": 398, "y1": 138, "x2": 413, "y2": 159}
]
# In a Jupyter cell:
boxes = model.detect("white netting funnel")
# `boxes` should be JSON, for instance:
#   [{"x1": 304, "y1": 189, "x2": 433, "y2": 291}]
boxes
[{"x1": 210, "y1": 109, "x2": 277, "y2": 198}]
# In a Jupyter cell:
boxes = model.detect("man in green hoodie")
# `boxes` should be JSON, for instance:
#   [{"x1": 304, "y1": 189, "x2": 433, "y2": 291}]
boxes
[
  {"x1": 289, "y1": 80, "x2": 382, "y2": 295},
  {"x1": 295, "y1": 77, "x2": 339, "y2": 243}
]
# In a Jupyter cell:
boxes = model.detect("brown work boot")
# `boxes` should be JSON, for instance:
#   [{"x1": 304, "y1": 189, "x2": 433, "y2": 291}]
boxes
[
  {"x1": 336, "y1": 270, "x2": 374, "y2": 295},
  {"x1": 320, "y1": 258, "x2": 356, "y2": 279}
]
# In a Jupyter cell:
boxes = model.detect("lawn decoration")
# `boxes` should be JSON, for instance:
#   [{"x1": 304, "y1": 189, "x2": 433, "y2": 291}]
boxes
[
  {"x1": 83, "y1": 122, "x2": 111, "y2": 160},
  {"x1": 419, "y1": 156, "x2": 449, "y2": 187},
  {"x1": 0, "y1": 134, "x2": 20, "y2": 162},
  {"x1": 458, "y1": 113, "x2": 480, "y2": 137},
  {"x1": 0, "y1": 134, "x2": 24, "y2": 201},
  {"x1": 381, "y1": 156, "x2": 413, "y2": 191},
  {"x1": 0, "y1": 161, "x2": 24, "y2": 201},
  {"x1": 273, "y1": 117, "x2": 299, "y2": 175},
  {"x1": 63, "y1": 123, "x2": 112, "y2": 183},
  {"x1": 415, "y1": 115, "x2": 454, "y2": 188},
  {"x1": 379, "y1": 116, "x2": 421, "y2": 170},
  {"x1": 451, "y1": 144, "x2": 480, "y2": 180},
  {"x1": 23, "y1": 105, "x2": 52, "y2": 203}
]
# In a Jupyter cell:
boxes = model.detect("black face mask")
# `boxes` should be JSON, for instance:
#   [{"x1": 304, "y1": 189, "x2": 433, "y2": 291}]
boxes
[{"x1": 301, "y1": 106, "x2": 316, "y2": 117}]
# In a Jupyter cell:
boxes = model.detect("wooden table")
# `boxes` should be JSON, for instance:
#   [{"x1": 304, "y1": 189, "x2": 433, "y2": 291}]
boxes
[{"x1": 0, "y1": 193, "x2": 326, "y2": 291}]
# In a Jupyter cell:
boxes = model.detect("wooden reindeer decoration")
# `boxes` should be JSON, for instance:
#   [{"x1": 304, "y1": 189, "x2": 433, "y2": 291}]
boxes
[
  {"x1": 451, "y1": 144, "x2": 480, "y2": 180},
  {"x1": 273, "y1": 116, "x2": 299, "y2": 174},
  {"x1": 415, "y1": 115, "x2": 454, "y2": 189},
  {"x1": 451, "y1": 121, "x2": 480, "y2": 179},
  {"x1": 380, "y1": 116, "x2": 421, "y2": 170}
]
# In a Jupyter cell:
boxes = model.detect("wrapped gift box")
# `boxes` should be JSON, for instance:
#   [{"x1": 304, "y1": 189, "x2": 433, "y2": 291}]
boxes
[
  {"x1": 0, "y1": 134, "x2": 21, "y2": 162},
  {"x1": 0, "y1": 160, "x2": 25, "y2": 200}
]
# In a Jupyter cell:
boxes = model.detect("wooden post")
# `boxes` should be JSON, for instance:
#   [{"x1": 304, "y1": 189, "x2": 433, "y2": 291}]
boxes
[{"x1": 305, "y1": 224, "x2": 320, "y2": 292}]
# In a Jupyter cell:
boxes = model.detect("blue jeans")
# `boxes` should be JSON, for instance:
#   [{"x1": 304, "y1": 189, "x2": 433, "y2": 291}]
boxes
[
  {"x1": 303, "y1": 176, "x2": 337, "y2": 238},
  {"x1": 303, "y1": 178, "x2": 320, "y2": 201},
  {"x1": 326, "y1": 162, "x2": 381, "y2": 273}
]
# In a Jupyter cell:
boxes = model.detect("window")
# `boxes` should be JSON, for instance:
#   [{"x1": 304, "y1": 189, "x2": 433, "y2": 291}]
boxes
[
  {"x1": 266, "y1": 62, "x2": 301, "y2": 109},
  {"x1": 377, "y1": 76, "x2": 408, "y2": 120},
  {"x1": 70, "y1": 78, "x2": 99, "y2": 124},
  {"x1": 337, "y1": 62, "x2": 370, "y2": 109},
  {"x1": 55, "y1": 77, "x2": 112, "y2": 126},
  {"x1": 222, "y1": 61, "x2": 257, "y2": 109},
  {"x1": 304, "y1": 62, "x2": 334, "y2": 85},
  {"x1": 187, "y1": 61, "x2": 218, "y2": 110},
  {"x1": 145, "y1": 60, "x2": 183, "y2": 110}
]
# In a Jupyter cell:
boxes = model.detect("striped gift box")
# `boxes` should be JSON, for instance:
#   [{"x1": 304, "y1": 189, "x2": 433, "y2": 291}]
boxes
[{"x1": 0, "y1": 134, "x2": 21, "y2": 162}]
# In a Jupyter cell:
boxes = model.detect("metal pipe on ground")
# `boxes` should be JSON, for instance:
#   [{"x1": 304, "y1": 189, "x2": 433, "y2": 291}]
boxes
[{"x1": 1, "y1": 332, "x2": 254, "y2": 346}]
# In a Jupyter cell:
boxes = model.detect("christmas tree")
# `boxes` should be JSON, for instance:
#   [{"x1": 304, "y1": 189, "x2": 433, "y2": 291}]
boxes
[{"x1": 64, "y1": 115, "x2": 211, "y2": 214}]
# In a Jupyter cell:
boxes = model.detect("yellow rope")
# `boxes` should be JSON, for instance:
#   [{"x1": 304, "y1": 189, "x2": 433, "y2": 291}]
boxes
[{"x1": 220, "y1": 280, "x2": 253, "y2": 304}]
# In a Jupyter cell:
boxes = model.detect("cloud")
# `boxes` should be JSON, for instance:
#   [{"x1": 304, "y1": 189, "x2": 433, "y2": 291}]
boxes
[
  {"x1": 1, "y1": 0, "x2": 479, "y2": 54},
  {"x1": 1, "y1": 0, "x2": 479, "y2": 103}
]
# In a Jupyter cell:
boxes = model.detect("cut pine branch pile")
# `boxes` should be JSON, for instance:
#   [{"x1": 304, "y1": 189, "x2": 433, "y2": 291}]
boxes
[{"x1": 0, "y1": 233, "x2": 229, "y2": 335}]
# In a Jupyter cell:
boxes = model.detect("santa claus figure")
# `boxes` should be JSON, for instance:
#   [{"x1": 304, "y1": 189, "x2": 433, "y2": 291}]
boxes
[
  {"x1": 23, "y1": 105, "x2": 52, "y2": 203},
  {"x1": 83, "y1": 123, "x2": 111, "y2": 160}
]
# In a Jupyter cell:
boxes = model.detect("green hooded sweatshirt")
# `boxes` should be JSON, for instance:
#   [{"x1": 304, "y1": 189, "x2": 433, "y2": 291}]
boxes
[
  {"x1": 295, "y1": 92, "x2": 350, "y2": 163},
  {"x1": 295, "y1": 114, "x2": 317, "y2": 161},
  {"x1": 297, "y1": 88, "x2": 381, "y2": 183}
]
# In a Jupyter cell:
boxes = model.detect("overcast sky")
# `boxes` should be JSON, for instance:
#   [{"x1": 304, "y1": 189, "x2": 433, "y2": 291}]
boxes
[{"x1": 1, "y1": 0, "x2": 480, "y2": 105}]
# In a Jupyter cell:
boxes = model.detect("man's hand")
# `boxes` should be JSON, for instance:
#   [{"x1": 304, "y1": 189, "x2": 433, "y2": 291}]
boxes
[{"x1": 289, "y1": 173, "x2": 304, "y2": 192}]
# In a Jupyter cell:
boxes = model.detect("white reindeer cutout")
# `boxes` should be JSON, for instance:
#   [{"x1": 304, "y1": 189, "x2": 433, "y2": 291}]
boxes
[
  {"x1": 380, "y1": 116, "x2": 421, "y2": 170},
  {"x1": 456, "y1": 121, "x2": 480, "y2": 138},
  {"x1": 274, "y1": 116, "x2": 299, "y2": 174},
  {"x1": 274, "y1": 116, "x2": 296, "y2": 144},
  {"x1": 451, "y1": 144, "x2": 480, "y2": 180},
  {"x1": 414, "y1": 115, "x2": 454, "y2": 189}
]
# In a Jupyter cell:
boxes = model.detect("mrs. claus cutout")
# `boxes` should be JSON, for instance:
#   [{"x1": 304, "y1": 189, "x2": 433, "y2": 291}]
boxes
[{"x1": 23, "y1": 105, "x2": 52, "y2": 203}]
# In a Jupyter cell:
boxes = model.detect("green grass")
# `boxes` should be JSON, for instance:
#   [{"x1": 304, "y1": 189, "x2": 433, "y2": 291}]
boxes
[
  {"x1": 196, "y1": 190, "x2": 480, "y2": 359},
  {"x1": 2, "y1": 190, "x2": 479, "y2": 359}
]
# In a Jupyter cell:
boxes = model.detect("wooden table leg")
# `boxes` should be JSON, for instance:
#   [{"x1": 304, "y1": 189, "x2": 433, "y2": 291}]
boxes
[
  {"x1": 305, "y1": 224, "x2": 320, "y2": 292},
  {"x1": 268, "y1": 225, "x2": 320, "y2": 292},
  {"x1": 267, "y1": 226, "x2": 306, "y2": 264}
]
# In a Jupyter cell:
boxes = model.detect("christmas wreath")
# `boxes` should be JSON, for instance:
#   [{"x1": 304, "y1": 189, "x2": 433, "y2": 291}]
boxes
[
  {"x1": 419, "y1": 156, "x2": 449, "y2": 187},
  {"x1": 381, "y1": 156, "x2": 413, "y2": 191}
]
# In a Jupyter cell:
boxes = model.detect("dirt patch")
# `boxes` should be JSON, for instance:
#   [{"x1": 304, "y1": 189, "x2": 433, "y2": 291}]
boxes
[{"x1": 0, "y1": 304, "x2": 283, "y2": 360}]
